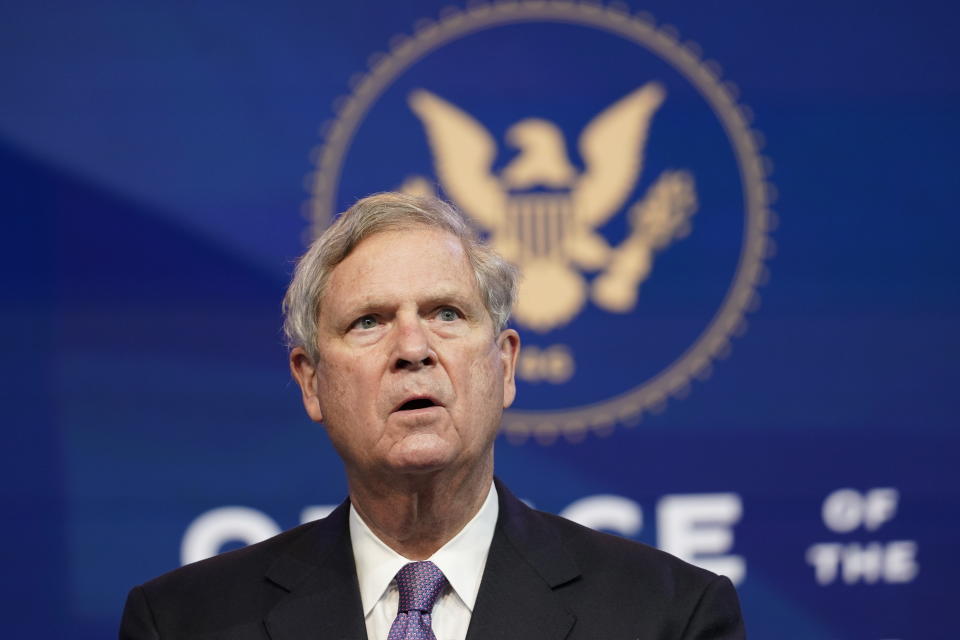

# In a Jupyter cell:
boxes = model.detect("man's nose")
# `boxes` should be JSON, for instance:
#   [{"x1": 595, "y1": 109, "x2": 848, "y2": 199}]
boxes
[{"x1": 392, "y1": 317, "x2": 436, "y2": 371}]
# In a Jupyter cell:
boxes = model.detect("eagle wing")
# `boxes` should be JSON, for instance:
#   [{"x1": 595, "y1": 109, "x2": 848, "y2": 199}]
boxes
[
  {"x1": 572, "y1": 82, "x2": 666, "y2": 227},
  {"x1": 408, "y1": 90, "x2": 507, "y2": 230}
]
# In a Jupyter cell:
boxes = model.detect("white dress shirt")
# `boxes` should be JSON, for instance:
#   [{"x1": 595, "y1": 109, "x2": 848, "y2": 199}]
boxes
[{"x1": 349, "y1": 482, "x2": 499, "y2": 640}]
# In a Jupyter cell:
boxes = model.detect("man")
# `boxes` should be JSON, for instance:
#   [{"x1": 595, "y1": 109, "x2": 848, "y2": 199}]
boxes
[{"x1": 120, "y1": 193, "x2": 745, "y2": 639}]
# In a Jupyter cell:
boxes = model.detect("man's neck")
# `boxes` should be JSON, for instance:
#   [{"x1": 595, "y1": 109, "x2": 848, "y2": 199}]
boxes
[{"x1": 346, "y1": 459, "x2": 494, "y2": 560}]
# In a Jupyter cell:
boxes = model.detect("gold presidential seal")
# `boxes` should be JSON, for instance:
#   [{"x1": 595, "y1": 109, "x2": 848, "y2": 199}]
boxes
[{"x1": 307, "y1": 1, "x2": 775, "y2": 444}]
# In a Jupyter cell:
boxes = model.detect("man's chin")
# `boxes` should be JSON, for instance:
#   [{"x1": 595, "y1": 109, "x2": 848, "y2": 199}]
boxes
[{"x1": 386, "y1": 434, "x2": 457, "y2": 474}]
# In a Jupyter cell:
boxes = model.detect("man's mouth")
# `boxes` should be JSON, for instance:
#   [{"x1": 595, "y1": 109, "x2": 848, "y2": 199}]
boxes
[{"x1": 394, "y1": 396, "x2": 442, "y2": 412}]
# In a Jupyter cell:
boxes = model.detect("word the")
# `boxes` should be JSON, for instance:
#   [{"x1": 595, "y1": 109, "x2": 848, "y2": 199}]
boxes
[{"x1": 806, "y1": 541, "x2": 918, "y2": 585}]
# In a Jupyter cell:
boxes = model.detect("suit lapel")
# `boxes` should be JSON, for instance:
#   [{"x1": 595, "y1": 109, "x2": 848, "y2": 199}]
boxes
[
  {"x1": 465, "y1": 480, "x2": 579, "y2": 640},
  {"x1": 263, "y1": 501, "x2": 368, "y2": 640},
  {"x1": 259, "y1": 482, "x2": 577, "y2": 640}
]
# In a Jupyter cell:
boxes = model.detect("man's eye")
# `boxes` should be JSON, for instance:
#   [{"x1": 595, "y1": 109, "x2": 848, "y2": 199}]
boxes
[
  {"x1": 353, "y1": 316, "x2": 378, "y2": 330},
  {"x1": 437, "y1": 308, "x2": 461, "y2": 322}
]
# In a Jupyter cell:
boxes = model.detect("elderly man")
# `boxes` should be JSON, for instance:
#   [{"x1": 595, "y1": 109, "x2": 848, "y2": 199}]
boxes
[{"x1": 120, "y1": 193, "x2": 745, "y2": 639}]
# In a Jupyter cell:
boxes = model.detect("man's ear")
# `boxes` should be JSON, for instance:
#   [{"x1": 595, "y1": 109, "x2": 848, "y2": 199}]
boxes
[
  {"x1": 290, "y1": 347, "x2": 324, "y2": 423},
  {"x1": 497, "y1": 329, "x2": 521, "y2": 409}
]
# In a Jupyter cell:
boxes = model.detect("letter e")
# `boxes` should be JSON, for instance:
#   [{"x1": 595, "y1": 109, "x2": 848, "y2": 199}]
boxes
[{"x1": 657, "y1": 493, "x2": 745, "y2": 584}]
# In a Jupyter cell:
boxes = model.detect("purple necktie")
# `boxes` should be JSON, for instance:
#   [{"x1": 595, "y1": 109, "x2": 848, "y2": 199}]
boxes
[{"x1": 387, "y1": 561, "x2": 448, "y2": 640}]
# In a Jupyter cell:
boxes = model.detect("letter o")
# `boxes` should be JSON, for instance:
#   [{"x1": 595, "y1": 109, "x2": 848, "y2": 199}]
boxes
[
  {"x1": 546, "y1": 345, "x2": 575, "y2": 383},
  {"x1": 822, "y1": 488, "x2": 864, "y2": 533},
  {"x1": 180, "y1": 506, "x2": 281, "y2": 565}
]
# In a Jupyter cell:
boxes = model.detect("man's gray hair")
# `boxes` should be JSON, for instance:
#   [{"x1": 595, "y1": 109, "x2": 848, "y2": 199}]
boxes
[{"x1": 283, "y1": 192, "x2": 519, "y2": 360}]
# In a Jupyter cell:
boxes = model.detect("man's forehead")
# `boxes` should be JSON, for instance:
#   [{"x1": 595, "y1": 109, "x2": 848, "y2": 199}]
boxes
[
  {"x1": 342, "y1": 225, "x2": 464, "y2": 261},
  {"x1": 323, "y1": 227, "x2": 482, "y2": 307}
]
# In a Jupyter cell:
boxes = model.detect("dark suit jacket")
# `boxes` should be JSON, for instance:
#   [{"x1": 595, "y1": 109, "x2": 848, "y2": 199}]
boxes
[{"x1": 121, "y1": 480, "x2": 745, "y2": 639}]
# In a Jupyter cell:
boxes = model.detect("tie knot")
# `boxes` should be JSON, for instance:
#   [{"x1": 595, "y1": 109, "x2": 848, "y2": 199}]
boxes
[{"x1": 395, "y1": 561, "x2": 447, "y2": 613}]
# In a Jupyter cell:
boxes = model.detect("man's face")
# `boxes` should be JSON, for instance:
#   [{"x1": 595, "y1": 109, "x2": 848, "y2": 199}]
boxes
[{"x1": 290, "y1": 226, "x2": 519, "y2": 481}]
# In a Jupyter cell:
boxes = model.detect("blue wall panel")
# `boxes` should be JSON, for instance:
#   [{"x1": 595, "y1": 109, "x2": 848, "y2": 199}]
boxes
[{"x1": 1, "y1": 2, "x2": 957, "y2": 637}]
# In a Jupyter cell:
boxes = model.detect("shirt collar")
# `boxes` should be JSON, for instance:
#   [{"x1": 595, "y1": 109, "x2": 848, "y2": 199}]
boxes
[{"x1": 349, "y1": 482, "x2": 499, "y2": 616}]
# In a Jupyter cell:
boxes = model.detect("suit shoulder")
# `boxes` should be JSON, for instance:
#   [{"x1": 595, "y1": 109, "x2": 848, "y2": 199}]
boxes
[
  {"x1": 493, "y1": 492, "x2": 745, "y2": 636},
  {"x1": 140, "y1": 519, "x2": 318, "y2": 598},
  {"x1": 517, "y1": 508, "x2": 744, "y2": 636},
  {"x1": 122, "y1": 506, "x2": 355, "y2": 636},
  {"x1": 535, "y1": 508, "x2": 719, "y2": 588}
]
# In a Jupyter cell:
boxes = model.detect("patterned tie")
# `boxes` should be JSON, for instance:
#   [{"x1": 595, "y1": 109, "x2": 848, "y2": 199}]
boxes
[{"x1": 387, "y1": 561, "x2": 448, "y2": 640}]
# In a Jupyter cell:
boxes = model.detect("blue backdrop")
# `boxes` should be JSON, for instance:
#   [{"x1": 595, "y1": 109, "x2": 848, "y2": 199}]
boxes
[{"x1": 3, "y1": 1, "x2": 958, "y2": 638}]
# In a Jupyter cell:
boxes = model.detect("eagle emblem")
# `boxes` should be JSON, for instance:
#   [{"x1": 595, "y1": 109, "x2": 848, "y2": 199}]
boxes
[{"x1": 404, "y1": 83, "x2": 698, "y2": 332}]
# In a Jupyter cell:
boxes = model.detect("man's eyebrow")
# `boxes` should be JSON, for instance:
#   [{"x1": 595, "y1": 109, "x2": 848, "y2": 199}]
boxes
[
  {"x1": 334, "y1": 290, "x2": 481, "y2": 316},
  {"x1": 418, "y1": 291, "x2": 481, "y2": 309}
]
